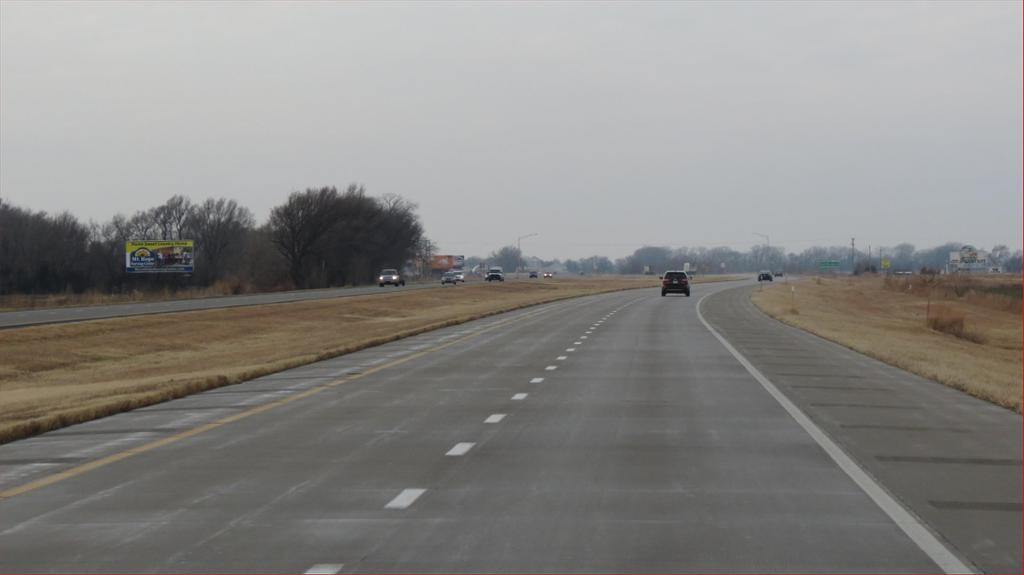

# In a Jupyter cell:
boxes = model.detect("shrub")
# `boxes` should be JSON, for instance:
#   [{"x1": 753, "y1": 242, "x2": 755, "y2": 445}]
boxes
[
  {"x1": 927, "y1": 306, "x2": 986, "y2": 343},
  {"x1": 927, "y1": 306, "x2": 964, "y2": 336}
]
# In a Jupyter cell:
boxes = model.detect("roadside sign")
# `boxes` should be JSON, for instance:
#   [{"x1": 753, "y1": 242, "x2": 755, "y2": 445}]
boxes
[
  {"x1": 881, "y1": 257, "x2": 891, "y2": 270},
  {"x1": 125, "y1": 240, "x2": 194, "y2": 273},
  {"x1": 430, "y1": 254, "x2": 464, "y2": 271},
  {"x1": 818, "y1": 259, "x2": 841, "y2": 274}
]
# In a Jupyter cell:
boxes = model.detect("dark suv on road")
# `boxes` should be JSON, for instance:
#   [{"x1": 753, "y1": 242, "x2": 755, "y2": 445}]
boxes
[{"x1": 661, "y1": 271, "x2": 690, "y2": 297}]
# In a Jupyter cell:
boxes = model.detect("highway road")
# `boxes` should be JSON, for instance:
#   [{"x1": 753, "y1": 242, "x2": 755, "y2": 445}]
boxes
[
  {"x1": 0, "y1": 281, "x2": 1019, "y2": 572},
  {"x1": 0, "y1": 282, "x2": 445, "y2": 329}
]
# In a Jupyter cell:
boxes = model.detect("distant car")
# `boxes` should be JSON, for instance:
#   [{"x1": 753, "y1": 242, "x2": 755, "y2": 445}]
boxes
[
  {"x1": 486, "y1": 267, "x2": 505, "y2": 282},
  {"x1": 448, "y1": 269, "x2": 465, "y2": 283},
  {"x1": 379, "y1": 268, "x2": 405, "y2": 287},
  {"x1": 441, "y1": 271, "x2": 458, "y2": 286},
  {"x1": 529, "y1": 270, "x2": 539, "y2": 278},
  {"x1": 774, "y1": 271, "x2": 784, "y2": 278},
  {"x1": 661, "y1": 270, "x2": 691, "y2": 297},
  {"x1": 758, "y1": 270, "x2": 773, "y2": 282},
  {"x1": 543, "y1": 272, "x2": 553, "y2": 278}
]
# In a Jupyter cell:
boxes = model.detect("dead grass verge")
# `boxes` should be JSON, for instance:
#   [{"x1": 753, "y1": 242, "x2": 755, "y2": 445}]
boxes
[
  {"x1": 0, "y1": 275, "x2": 742, "y2": 444},
  {"x1": 0, "y1": 278, "x2": 265, "y2": 311},
  {"x1": 751, "y1": 275, "x2": 1021, "y2": 412},
  {"x1": 927, "y1": 306, "x2": 986, "y2": 344}
]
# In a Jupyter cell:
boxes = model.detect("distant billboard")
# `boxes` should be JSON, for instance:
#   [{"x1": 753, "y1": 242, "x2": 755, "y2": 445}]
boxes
[
  {"x1": 947, "y1": 245, "x2": 990, "y2": 274},
  {"x1": 430, "y1": 254, "x2": 465, "y2": 271},
  {"x1": 125, "y1": 240, "x2": 195, "y2": 273}
]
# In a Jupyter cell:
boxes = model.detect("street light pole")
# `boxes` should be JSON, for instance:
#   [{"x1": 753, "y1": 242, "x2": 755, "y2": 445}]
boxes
[
  {"x1": 753, "y1": 232, "x2": 769, "y2": 271},
  {"x1": 516, "y1": 233, "x2": 538, "y2": 279}
]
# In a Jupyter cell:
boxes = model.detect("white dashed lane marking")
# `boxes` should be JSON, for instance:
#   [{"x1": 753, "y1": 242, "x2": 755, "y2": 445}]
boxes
[
  {"x1": 385, "y1": 488, "x2": 426, "y2": 509},
  {"x1": 530, "y1": 377, "x2": 545, "y2": 383},
  {"x1": 512, "y1": 393, "x2": 528, "y2": 400},
  {"x1": 545, "y1": 365, "x2": 558, "y2": 371},
  {"x1": 446, "y1": 442, "x2": 475, "y2": 456},
  {"x1": 556, "y1": 356, "x2": 567, "y2": 361},
  {"x1": 305, "y1": 564, "x2": 344, "y2": 574},
  {"x1": 574, "y1": 341, "x2": 582, "y2": 345},
  {"x1": 566, "y1": 348, "x2": 575, "y2": 352},
  {"x1": 485, "y1": 414, "x2": 506, "y2": 423}
]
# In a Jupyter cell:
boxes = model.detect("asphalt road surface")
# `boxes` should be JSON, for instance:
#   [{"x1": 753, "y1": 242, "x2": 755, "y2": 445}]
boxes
[
  {"x1": 0, "y1": 281, "x2": 1018, "y2": 572},
  {"x1": 0, "y1": 282, "x2": 444, "y2": 329}
]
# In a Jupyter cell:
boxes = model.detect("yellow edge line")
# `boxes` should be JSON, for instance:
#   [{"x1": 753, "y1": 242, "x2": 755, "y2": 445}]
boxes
[{"x1": 0, "y1": 301, "x2": 568, "y2": 501}]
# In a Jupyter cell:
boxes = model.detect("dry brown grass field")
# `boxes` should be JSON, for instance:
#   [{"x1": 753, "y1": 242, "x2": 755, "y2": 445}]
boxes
[
  {"x1": 0, "y1": 275, "x2": 740, "y2": 444},
  {"x1": 0, "y1": 276, "x2": 410, "y2": 311},
  {"x1": 751, "y1": 274, "x2": 1022, "y2": 412},
  {"x1": 0, "y1": 279, "x2": 260, "y2": 311}
]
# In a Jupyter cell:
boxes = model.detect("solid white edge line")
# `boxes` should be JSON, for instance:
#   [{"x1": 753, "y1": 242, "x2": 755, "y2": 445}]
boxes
[
  {"x1": 305, "y1": 564, "x2": 344, "y2": 574},
  {"x1": 384, "y1": 488, "x2": 426, "y2": 509},
  {"x1": 694, "y1": 293, "x2": 974, "y2": 575}
]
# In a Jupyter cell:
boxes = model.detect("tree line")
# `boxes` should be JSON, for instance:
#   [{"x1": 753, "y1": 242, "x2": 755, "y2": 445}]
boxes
[
  {"x1": 0, "y1": 185, "x2": 426, "y2": 295},
  {"x1": 2, "y1": 190, "x2": 1018, "y2": 296},
  {"x1": 477, "y1": 243, "x2": 1023, "y2": 276}
]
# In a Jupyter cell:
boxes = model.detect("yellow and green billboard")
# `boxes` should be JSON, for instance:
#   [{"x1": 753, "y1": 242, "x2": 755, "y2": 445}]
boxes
[{"x1": 125, "y1": 240, "x2": 195, "y2": 273}]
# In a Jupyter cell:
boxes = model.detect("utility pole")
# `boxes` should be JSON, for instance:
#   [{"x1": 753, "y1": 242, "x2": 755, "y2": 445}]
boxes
[{"x1": 850, "y1": 237, "x2": 855, "y2": 273}]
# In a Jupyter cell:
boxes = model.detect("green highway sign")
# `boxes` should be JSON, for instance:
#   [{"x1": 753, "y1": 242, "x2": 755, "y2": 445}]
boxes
[{"x1": 818, "y1": 259, "x2": 841, "y2": 273}]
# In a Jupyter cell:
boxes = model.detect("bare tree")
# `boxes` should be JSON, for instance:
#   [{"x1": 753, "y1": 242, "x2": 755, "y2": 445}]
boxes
[
  {"x1": 488, "y1": 245, "x2": 522, "y2": 273},
  {"x1": 186, "y1": 198, "x2": 255, "y2": 284},
  {"x1": 268, "y1": 187, "x2": 342, "y2": 288}
]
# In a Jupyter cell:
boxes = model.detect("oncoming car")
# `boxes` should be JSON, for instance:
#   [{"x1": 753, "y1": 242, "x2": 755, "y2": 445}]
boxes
[
  {"x1": 378, "y1": 269, "x2": 405, "y2": 287},
  {"x1": 441, "y1": 271, "x2": 458, "y2": 286}
]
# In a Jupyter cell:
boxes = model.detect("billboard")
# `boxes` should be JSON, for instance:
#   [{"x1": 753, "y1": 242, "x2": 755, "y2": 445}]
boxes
[
  {"x1": 430, "y1": 254, "x2": 465, "y2": 271},
  {"x1": 125, "y1": 240, "x2": 195, "y2": 273},
  {"x1": 947, "y1": 245, "x2": 990, "y2": 274}
]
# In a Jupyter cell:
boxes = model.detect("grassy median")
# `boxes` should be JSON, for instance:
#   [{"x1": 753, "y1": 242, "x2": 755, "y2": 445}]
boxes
[
  {"x1": 751, "y1": 274, "x2": 1022, "y2": 412},
  {"x1": 0, "y1": 275, "x2": 740, "y2": 444}
]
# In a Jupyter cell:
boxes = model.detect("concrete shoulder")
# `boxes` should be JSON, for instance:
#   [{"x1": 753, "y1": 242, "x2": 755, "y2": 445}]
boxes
[{"x1": 700, "y1": 285, "x2": 1022, "y2": 575}]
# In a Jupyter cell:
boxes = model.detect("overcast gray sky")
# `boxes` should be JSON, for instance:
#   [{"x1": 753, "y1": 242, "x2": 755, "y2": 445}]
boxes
[{"x1": 1, "y1": 1, "x2": 1020, "y2": 259}]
